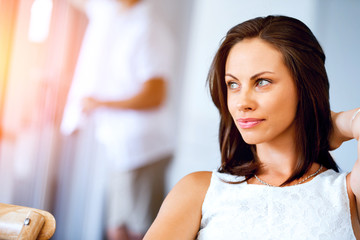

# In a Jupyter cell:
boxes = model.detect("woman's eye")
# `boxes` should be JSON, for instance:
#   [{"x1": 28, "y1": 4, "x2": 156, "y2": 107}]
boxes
[
  {"x1": 228, "y1": 82, "x2": 239, "y2": 89},
  {"x1": 257, "y1": 79, "x2": 270, "y2": 87}
]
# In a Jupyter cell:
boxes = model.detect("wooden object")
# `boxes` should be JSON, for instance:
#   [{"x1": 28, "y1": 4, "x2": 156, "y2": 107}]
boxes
[{"x1": 0, "y1": 203, "x2": 55, "y2": 239}]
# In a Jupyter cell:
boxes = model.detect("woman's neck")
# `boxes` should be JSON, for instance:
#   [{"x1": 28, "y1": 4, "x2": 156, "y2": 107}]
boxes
[
  {"x1": 255, "y1": 141, "x2": 298, "y2": 178},
  {"x1": 253, "y1": 140, "x2": 323, "y2": 186}
]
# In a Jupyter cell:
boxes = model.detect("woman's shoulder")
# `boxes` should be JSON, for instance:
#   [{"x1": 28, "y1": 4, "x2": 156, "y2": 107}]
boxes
[
  {"x1": 182, "y1": 170, "x2": 245, "y2": 186},
  {"x1": 179, "y1": 171, "x2": 213, "y2": 187},
  {"x1": 143, "y1": 171, "x2": 213, "y2": 239},
  {"x1": 160, "y1": 171, "x2": 213, "y2": 214},
  {"x1": 162, "y1": 171, "x2": 213, "y2": 205},
  {"x1": 170, "y1": 171, "x2": 213, "y2": 200}
]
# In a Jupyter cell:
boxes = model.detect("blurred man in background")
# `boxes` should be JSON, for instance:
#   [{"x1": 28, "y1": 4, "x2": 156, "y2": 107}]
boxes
[{"x1": 61, "y1": 0, "x2": 176, "y2": 239}]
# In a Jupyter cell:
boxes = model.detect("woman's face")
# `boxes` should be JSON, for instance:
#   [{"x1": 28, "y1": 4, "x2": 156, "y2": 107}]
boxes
[{"x1": 225, "y1": 38, "x2": 298, "y2": 145}]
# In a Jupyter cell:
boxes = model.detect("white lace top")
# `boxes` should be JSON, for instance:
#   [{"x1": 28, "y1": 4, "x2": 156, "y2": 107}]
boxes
[{"x1": 197, "y1": 169, "x2": 356, "y2": 239}]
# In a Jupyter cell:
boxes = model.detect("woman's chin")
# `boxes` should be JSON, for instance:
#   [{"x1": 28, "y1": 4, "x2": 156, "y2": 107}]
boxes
[{"x1": 241, "y1": 135, "x2": 265, "y2": 145}]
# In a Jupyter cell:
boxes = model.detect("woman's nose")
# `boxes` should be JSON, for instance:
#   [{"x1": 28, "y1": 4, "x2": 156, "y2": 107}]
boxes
[{"x1": 236, "y1": 89, "x2": 256, "y2": 112}]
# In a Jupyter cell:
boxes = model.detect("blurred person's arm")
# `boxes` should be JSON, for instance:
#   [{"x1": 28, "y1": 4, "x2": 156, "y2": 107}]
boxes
[
  {"x1": 82, "y1": 77, "x2": 166, "y2": 112},
  {"x1": 143, "y1": 171, "x2": 211, "y2": 240}
]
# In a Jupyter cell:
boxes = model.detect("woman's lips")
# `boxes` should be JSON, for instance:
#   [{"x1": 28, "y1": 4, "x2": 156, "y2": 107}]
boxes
[{"x1": 236, "y1": 118, "x2": 265, "y2": 129}]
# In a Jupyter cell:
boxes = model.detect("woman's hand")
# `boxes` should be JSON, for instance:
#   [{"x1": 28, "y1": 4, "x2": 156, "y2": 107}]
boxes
[
  {"x1": 351, "y1": 109, "x2": 360, "y2": 141},
  {"x1": 329, "y1": 111, "x2": 353, "y2": 150}
]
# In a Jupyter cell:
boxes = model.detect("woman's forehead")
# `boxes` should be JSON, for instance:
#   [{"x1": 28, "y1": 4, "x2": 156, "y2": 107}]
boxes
[{"x1": 225, "y1": 38, "x2": 285, "y2": 77}]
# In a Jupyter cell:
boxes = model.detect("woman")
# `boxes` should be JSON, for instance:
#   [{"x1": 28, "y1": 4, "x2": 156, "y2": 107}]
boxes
[{"x1": 144, "y1": 15, "x2": 359, "y2": 239}]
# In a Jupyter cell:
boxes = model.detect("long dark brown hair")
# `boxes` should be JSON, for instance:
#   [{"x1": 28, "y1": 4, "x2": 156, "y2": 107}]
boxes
[{"x1": 208, "y1": 15, "x2": 339, "y2": 185}]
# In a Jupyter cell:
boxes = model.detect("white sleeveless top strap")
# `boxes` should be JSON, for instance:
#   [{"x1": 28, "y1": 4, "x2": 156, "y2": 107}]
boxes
[{"x1": 197, "y1": 169, "x2": 356, "y2": 239}]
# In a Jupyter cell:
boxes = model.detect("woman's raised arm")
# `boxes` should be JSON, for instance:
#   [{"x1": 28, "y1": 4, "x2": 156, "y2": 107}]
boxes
[
  {"x1": 331, "y1": 109, "x2": 360, "y2": 223},
  {"x1": 144, "y1": 171, "x2": 212, "y2": 240}
]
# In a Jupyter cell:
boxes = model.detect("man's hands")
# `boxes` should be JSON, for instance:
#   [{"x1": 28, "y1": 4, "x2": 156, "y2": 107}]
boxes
[{"x1": 82, "y1": 97, "x2": 100, "y2": 114}]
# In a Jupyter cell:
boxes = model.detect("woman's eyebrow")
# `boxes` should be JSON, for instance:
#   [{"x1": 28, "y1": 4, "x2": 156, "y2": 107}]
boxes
[
  {"x1": 224, "y1": 73, "x2": 238, "y2": 80},
  {"x1": 225, "y1": 71, "x2": 275, "y2": 81},
  {"x1": 250, "y1": 71, "x2": 275, "y2": 80}
]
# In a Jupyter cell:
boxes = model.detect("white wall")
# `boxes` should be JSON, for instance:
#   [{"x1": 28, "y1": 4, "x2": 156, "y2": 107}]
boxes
[
  {"x1": 314, "y1": 0, "x2": 360, "y2": 171},
  {"x1": 168, "y1": 0, "x2": 360, "y2": 189}
]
